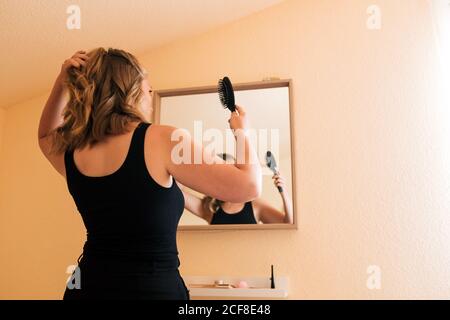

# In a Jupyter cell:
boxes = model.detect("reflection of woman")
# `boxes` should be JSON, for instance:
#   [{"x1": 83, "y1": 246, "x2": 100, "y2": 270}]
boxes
[
  {"x1": 180, "y1": 171, "x2": 293, "y2": 224},
  {"x1": 37, "y1": 49, "x2": 261, "y2": 299}
]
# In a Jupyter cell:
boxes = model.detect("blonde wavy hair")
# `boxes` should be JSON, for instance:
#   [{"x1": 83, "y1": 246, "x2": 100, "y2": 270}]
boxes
[
  {"x1": 50, "y1": 47, "x2": 148, "y2": 154},
  {"x1": 202, "y1": 196, "x2": 224, "y2": 214}
]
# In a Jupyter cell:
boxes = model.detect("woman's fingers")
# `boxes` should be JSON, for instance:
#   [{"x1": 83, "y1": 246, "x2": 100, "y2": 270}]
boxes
[
  {"x1": 274, "y1": 177, "x2": 283, "y2": 183},
  {"x1": 68, "y1": 58, "x2": 83, "y2": 68},
  {"x1": 76, "y1": 53, "x2": 89, "y2": 60},
  {"x1": 64, "y1": 58, "x2": 78, "y2": 68},
  {"x1": 275, "y1": 178, "x2": 284, "y2": 187},
  {"x1": 62, "y1": 55, "x2": 86, "y2": 69},
  {"x1": 74, "y1": 50, "x2": 86, "y2": 57},
  {"x1": 73, "y1": 52, "x2": 89, "y2": 61},
  {"x1": 234, "y1": 105, "x2": 246, "y2": 115},
  {"x1": 71, "y1": 51, "x2": 89, "y2": 61},
  {"x1": 72, "y1": 58, "x2": 82, "y2": 68},
  {"x1": 74, "y1": 57, "x2": 86, "y2": 66},
  {"x1": 59, "y1": 50, "x2": 88, "y2": 77},
  {"x1": 228, "y1": 104, "x2": 249, "y2": 131},
  {"x1": 272, "y1": 174, "x2": 285, "y2": 187}
]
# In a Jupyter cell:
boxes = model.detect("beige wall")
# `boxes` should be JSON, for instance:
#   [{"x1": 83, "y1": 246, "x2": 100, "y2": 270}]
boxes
[
  {"x1": 0, "y1": 95, "x2": 86, "y2": 299},
  {"x1": 1, "y1": 0, "x2": 450, "y2": 299},
  {"x1": 0, "y1": 108, "x2": 6, "y2": 242},
  {"x1": 0, "y1": 109, "x2": 5, "y2": 168}
]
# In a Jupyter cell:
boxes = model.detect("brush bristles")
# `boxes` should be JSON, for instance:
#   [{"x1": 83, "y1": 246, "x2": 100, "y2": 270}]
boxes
[
  {"x1": 218, "y1": 76, "x2": 235, "y2": 112},
  {"x1": 218, "y1": 79, "x2": 228, "y2": 108}
]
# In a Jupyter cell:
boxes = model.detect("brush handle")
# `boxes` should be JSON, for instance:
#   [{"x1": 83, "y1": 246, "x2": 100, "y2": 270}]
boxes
[{"x1": 270, "y1": 265, "x2": 275, "y2": 289}]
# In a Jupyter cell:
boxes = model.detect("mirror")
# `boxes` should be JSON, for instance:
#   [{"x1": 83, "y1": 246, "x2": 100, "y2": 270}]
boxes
[{"x1": 154, "y1": 79, "x2": 296, "y2": 230}]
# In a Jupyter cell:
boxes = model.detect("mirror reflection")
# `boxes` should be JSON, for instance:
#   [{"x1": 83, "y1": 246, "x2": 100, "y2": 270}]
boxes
[{"x1": 157, "y1": 80, "x2": 295, "y2": 228}]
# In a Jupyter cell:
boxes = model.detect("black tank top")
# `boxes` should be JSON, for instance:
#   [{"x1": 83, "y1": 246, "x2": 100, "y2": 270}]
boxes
[
  {"x1": 210, "y1": 201, "x2": 257, "y2": 224},
  {"x1": 64, "y1": 122, "x2": 185, "y2": 265}
]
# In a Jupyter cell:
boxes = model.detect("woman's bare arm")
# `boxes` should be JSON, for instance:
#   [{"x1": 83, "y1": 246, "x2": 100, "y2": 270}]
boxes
[
  {"x1": 253, "y1": 173, "x2": 293, "y2": 224},
  {"x1": 161, "y1": 106, "x2": 262, "y2": 203},
  {"x1": 38, "y1": 51, "x2": 89, "y2": 176},
  {"x1": 38, "y1": 50, "x2": 89, "y2": 139},
  {"x1": 253, "y1": 196, "x2": 293, "y2": 224},
  {"x1": 177, "y1": 182, "x2": 212, "y2": 223}
]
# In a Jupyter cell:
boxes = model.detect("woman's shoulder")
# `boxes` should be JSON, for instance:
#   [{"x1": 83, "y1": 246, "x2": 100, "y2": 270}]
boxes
[
  {"x1": 146, "y1": 124, "x2": 191, "y2": 141},
  {"x1": 149, "y1": 123, "x2": 186, "y2": 132}
]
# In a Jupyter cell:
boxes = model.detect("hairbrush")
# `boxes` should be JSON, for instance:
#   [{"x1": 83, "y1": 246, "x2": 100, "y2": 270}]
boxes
[
  {"x1": 218, "y1": 76, "x2": 236, "y2": 112},
  {"x1": 266, "y1": 151, "x2": 283, "y2": 193}
]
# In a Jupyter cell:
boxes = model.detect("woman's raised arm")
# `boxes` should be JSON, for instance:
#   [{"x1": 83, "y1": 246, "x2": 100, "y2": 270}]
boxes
[{"x1": 161, "y1": 106, "x2": 262, "y2": 203}]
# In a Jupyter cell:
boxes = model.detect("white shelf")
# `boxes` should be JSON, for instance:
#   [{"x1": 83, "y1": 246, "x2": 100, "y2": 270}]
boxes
[{"x1": 184, "y1": 276, "x2": 289, "y2": 299}]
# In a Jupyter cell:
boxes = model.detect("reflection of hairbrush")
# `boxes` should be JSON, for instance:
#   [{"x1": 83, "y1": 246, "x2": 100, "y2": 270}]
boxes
[
  {"x1": 265, "y1": 151, "x2": 283, "y2": 193},
  {"x1": 218, "y1": 76, "x2": 236, "y2": 112}
]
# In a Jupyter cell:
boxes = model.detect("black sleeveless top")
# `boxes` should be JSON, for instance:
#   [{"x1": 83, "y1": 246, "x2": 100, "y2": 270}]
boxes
[
  {"x1": 210, "y1": 202, "x2": 257, "y2": 224},
  {"x1": 64, "y1": 122, "x2": 185, "y2": 265}
]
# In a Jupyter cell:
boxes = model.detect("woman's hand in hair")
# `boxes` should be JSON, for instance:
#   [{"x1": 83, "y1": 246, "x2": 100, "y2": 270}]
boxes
[{"x1": 58, "y1": 50, "x2": 89, "y2": 81}]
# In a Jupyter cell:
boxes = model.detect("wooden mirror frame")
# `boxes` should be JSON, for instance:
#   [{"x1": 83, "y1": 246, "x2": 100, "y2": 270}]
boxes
[{"x1": 152, "y1": 79, "x2": 297, "y2": 231}]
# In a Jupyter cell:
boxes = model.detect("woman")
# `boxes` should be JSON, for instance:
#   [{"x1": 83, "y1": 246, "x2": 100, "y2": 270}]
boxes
[
  {"x1": 180, "y1": 155, "x2": 293, "y2": 224},
  {"x1": 37, "y1": 48, "x2": 261, "y2": 299}
]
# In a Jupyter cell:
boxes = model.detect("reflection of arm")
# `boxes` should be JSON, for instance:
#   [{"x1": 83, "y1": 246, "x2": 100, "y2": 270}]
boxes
[
  {"x1": 161, "y1": 123, "x2": 262, "y2": 203},
  {"x1": 273, "y1": 173, "x2": 293, "y2": 223},
  {"x1": 253, "y1": 196, "x2": 292, "y2": 224},
  {"x1": 177, "y1": 182, "x2": 212, "y2": 223},
  {"x1": 279, "y1": 189, "x2": 293, "y2": 223},
  {"x1": 253, "y1": 173, "x2": 293, "y2": 224}
]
